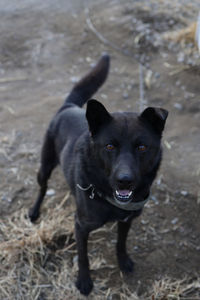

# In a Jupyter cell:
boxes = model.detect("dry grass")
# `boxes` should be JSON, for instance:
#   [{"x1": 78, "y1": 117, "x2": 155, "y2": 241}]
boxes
[
  {"x1": 0, "y1": 192, "x2": 200, "y2": 300},
  {"x1": 0, "y1": 192, "x2": 78, "y2": 300},
  {"x1": 151, "y1": 277, "x2": 200, "y2": 300},
  {"x1": 0, "y1": 193, "x2": 140, "y2": 300},
  {"x1": 163, "y1": 22, "x2": 197, "y2": 45}
]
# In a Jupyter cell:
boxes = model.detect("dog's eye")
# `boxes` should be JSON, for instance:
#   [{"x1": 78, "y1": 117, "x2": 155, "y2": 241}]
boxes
[
  {"x1": 105, "y1": 144, "x2": 115, "y2": 151},
  {"x1": 137, "y1": 145, "x2": 147, "y2": 152}
]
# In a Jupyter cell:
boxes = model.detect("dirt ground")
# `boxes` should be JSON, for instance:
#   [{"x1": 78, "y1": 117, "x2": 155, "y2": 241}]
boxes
[{"x1": 0, "y1": 0, "x2": 200, "y2": 299}]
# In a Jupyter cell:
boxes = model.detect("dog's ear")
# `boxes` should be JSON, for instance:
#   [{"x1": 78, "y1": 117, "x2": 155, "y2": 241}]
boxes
[
  {"x1": 140, "y1": 107, "x2": 168, "y2": 135},
  {"x1": 86, "y1": 99, "x2": 112, "y2": 136}
]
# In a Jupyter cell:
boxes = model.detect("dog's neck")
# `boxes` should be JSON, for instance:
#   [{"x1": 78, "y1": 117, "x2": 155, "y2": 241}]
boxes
[{"x1": 76, "y1": 183, "x2": 149, "y2": 211}]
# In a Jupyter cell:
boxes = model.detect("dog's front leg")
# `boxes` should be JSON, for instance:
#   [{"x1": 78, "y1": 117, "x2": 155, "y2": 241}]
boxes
[
  {"x1": 116, "y1": 220, "x2": 134, "y2": 273},
  {"x1": 75, "y1": 220, "x2": 93, "y2": 296}
]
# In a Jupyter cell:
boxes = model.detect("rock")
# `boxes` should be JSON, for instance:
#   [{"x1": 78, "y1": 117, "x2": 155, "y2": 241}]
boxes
[
  {"x1": 122, "y1": 91, "x2": 129, "y2": 99},
  {"x1": 46, "y1": 189, "x2": 56, "y2": 196},
  {"x1": 180, "y1": 190, "x2": 188, "y2": 196},
  {"x1": 70, "y1": 76, "x2": 80, "y2": 83},
  {"x1": 174, "y1": 103, "x2": 183, "y2": 110},
  {"x1": 171, "y1": 217, "x2": 179, "y2": 225}
]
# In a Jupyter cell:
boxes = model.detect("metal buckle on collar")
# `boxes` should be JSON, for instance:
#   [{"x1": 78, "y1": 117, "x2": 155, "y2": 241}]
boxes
[{"x1": 76, "y1": 183, "x2": 95, "y2": 199}]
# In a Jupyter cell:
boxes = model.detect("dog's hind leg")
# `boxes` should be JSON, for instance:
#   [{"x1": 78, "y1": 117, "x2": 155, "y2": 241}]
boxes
[
  {"x1": 116, "y1": 221, "x2": 134, "y2": 273},
  {"x1": 29, "y1": 132, "x2": 57, "y2": 222}
]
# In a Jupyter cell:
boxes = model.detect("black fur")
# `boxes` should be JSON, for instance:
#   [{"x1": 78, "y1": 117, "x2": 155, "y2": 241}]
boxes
[{"x1": 29, "y1": 55, "x2": 168, "y2": 295}]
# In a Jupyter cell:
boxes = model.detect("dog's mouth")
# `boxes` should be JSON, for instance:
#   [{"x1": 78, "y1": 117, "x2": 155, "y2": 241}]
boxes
[{"x1": 114, "y1": 189, "x2": 133, "y2": 205}]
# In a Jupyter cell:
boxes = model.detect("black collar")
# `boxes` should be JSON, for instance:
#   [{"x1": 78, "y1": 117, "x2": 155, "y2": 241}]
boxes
[{"x1": 76, "y1": 183, "x2": 149, "y2": 211}]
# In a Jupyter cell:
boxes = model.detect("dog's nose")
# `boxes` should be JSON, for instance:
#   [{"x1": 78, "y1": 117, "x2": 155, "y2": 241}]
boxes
[{"x1": 116, "y1": 173, "x2": 134, "y2": 186}]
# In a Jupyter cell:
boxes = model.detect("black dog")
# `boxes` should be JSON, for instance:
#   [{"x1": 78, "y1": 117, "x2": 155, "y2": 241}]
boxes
[{"x1": 29, "y1": 55, "x2": 168, "y2": 295}]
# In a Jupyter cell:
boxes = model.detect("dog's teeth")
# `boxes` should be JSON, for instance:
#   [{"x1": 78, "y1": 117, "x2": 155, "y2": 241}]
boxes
[{"x1": 115, "y1": 190, "x2": 133, "y2": 198}]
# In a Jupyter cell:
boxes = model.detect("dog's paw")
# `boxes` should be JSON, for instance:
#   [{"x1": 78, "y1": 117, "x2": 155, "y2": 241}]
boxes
[
  {"x1": 118, "y1": 254, "x2": 134, "y2": 273},
  {"x1": 76, "y1": 275, "x2": 93, "y2": 296},
  {"x1": 28, "y1": 207, "x2": 40, "y2": 222}
]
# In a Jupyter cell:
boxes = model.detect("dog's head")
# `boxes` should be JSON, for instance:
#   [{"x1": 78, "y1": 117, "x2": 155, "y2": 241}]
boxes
[{"x1": 86, "y1": 99, "x2": 168, "y2": 205}]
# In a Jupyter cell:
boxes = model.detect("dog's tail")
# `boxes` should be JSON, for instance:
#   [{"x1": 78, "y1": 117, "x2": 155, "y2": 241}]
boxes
[{"x1": 60, "y1": 54, "x2": 110, "y2": 110}]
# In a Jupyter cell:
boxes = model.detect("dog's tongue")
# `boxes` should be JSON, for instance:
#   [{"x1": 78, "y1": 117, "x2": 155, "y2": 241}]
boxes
[{"x1": 118, "y1": 190, "x2": 130, "y2": 196}]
